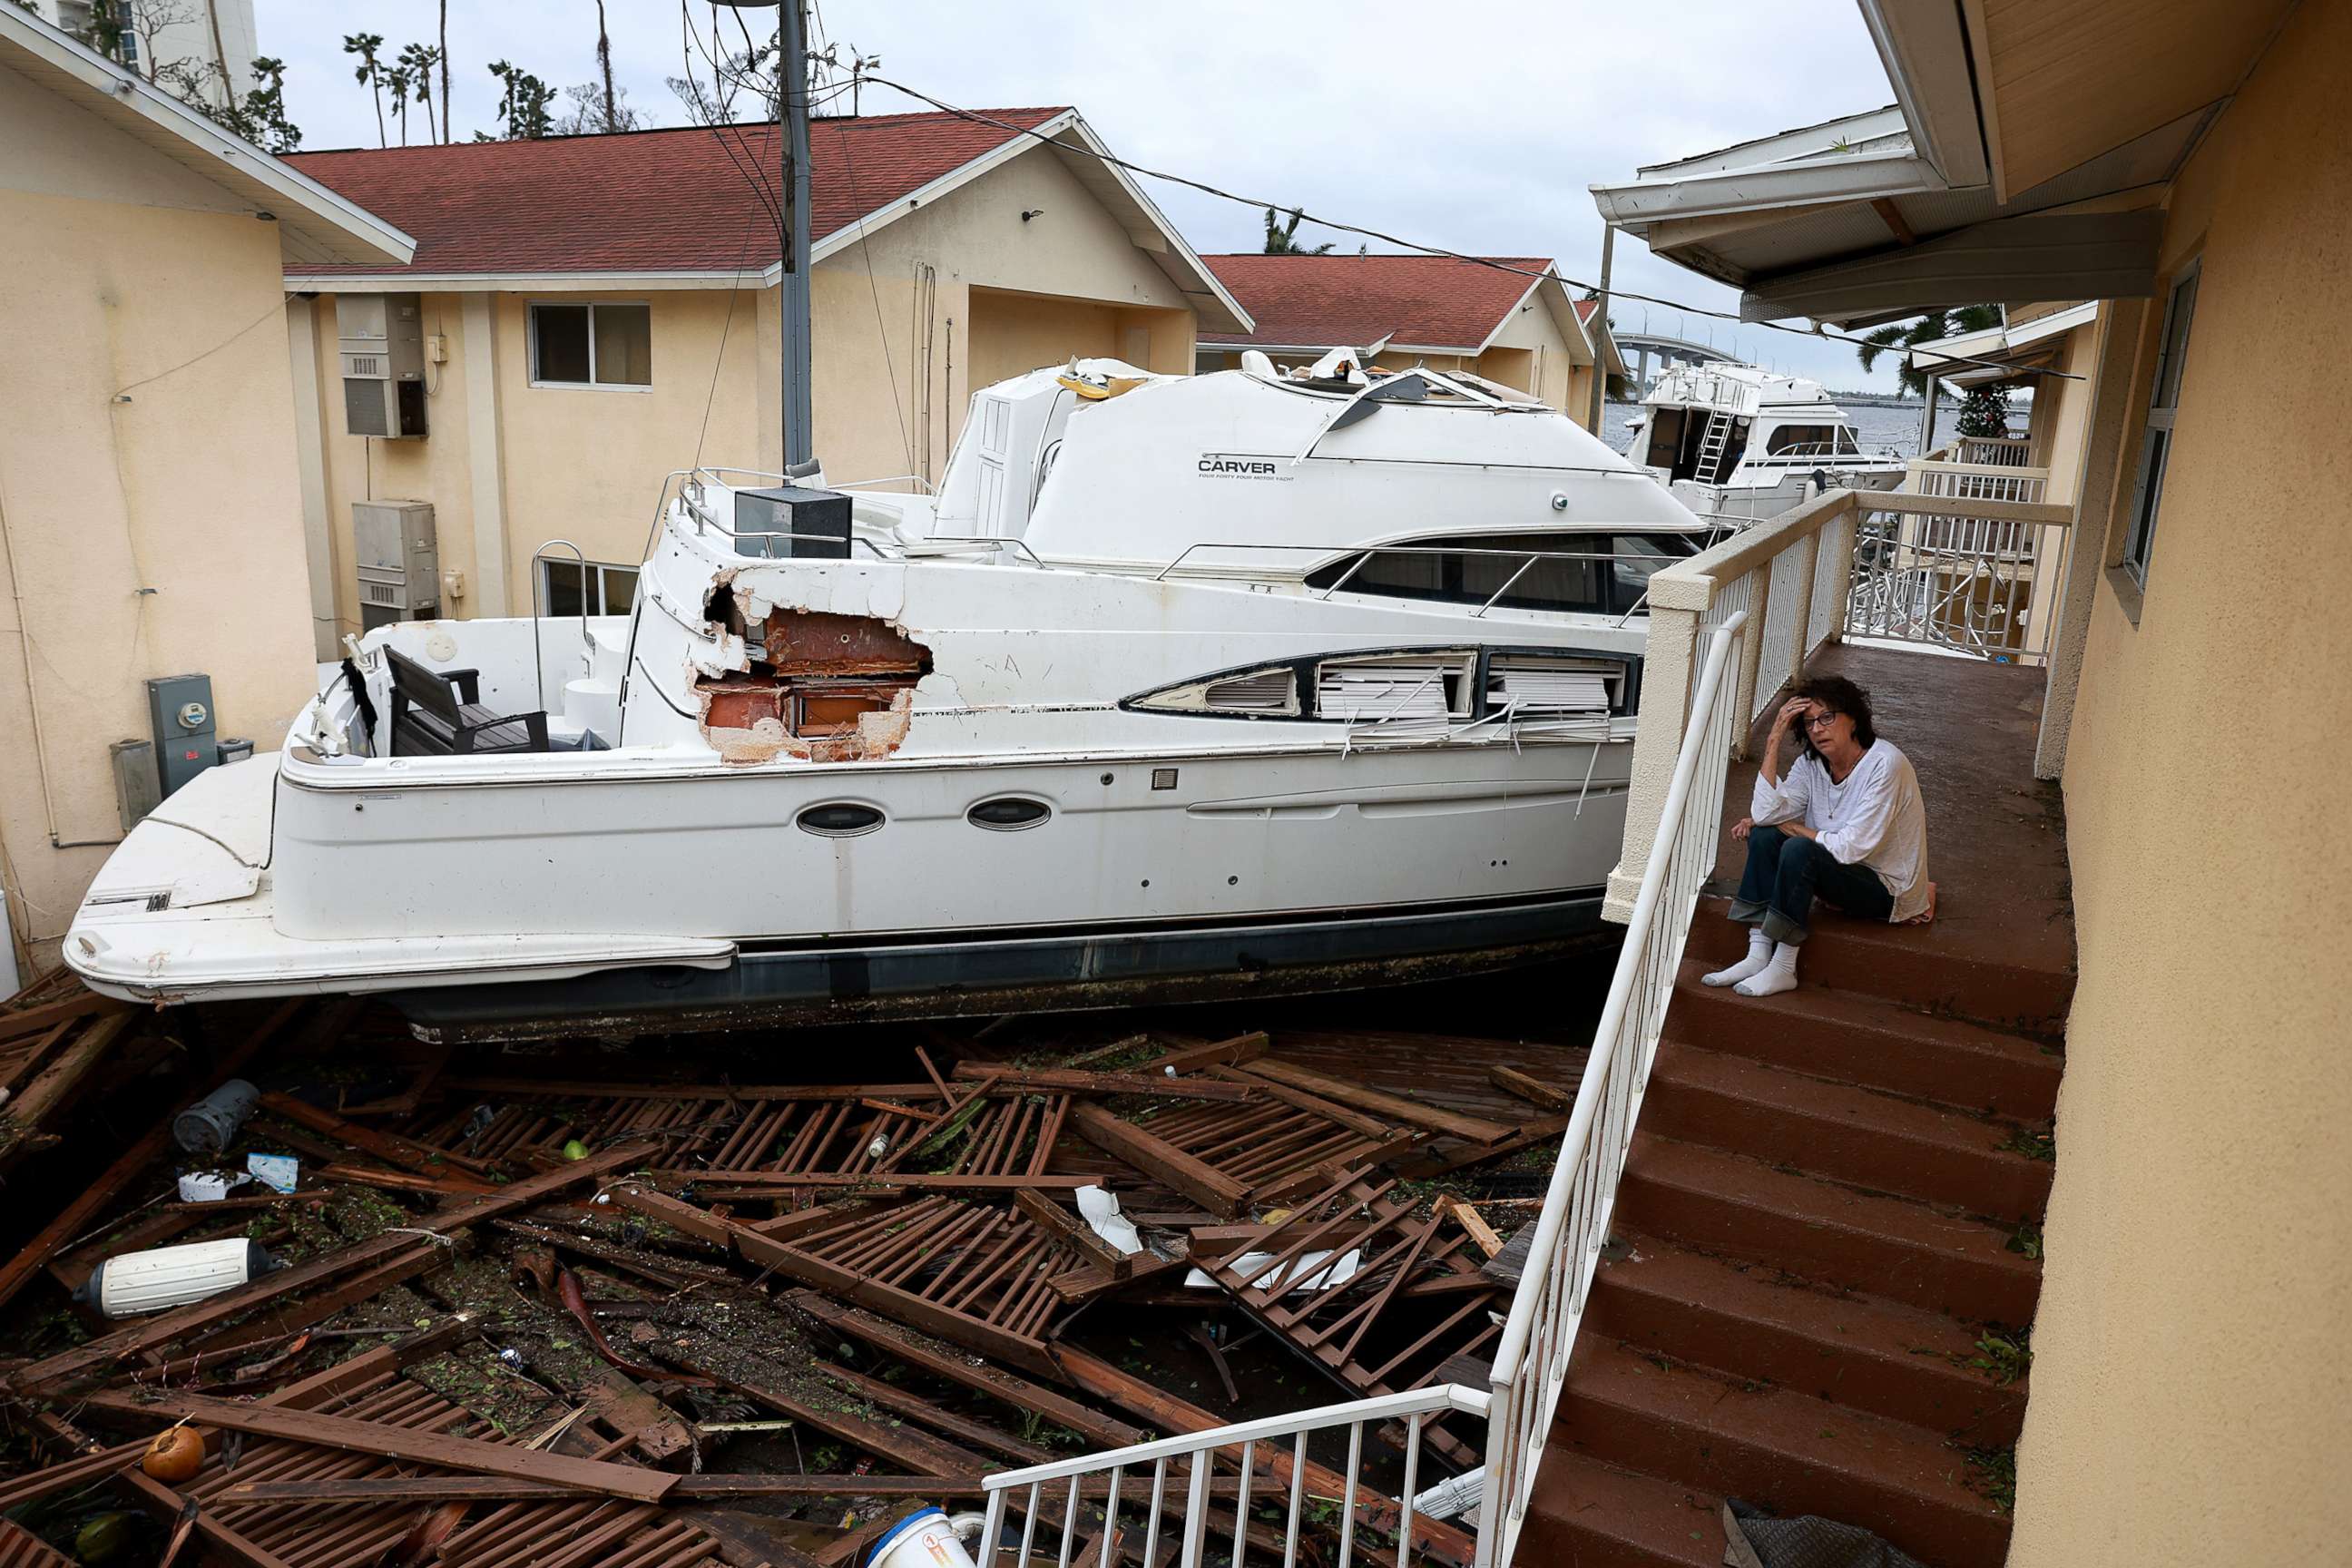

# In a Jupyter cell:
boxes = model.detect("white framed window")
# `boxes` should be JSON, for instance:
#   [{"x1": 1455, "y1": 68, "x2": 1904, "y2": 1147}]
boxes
[
  {"x1": 540, "y1": 558, "x2": 639, "y2": 618},
  {"x1": 529, "y1": 301, "x2": 652, "y2": 389},
  {"x1": 2122, "y1": 262, "x2": 2199, "y2": 589}
]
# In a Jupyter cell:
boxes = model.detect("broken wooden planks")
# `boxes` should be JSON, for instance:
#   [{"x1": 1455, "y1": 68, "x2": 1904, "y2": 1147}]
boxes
[
  {"x1": 79, "y1": 1388, "x2": 680, "y2": 1503},
  {"x1": 8, "y1": 1142, "x2": 655, "y2": 1396},
  {"x1": 1235, "y1": 1059, "x2": 1518, "y2": 1143}
]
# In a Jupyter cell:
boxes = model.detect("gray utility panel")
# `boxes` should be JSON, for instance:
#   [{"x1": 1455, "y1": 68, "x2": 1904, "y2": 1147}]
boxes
[
  {"x1": 336, "y1": 292, "x2": 427, "y2": 439},
  {"x1": 354, "y1": 499, "x2": 438, "y2": 632},
  {"x1": 734, "y1": 485, "x2": 851, "y2": 559},
  {"x1": 145, "y1": 673, "x2": 217, "y2": 799}
]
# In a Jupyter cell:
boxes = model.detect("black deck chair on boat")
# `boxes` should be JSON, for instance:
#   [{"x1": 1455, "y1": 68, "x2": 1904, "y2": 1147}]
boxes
[{"x1": 384, "y1": 647, "x2": 550, "y2": 756}]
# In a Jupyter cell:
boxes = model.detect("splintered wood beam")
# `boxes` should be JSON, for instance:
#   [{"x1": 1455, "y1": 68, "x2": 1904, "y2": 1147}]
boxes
[
  {"x1": 653, "y1": 1171, "x2": 1093, "y2": 1193},
  {"x1": 259, "y1": 1091, "x2": 498, "y2": 1178},
  {"x1": 1237, "y1": 1061, "x2": 1516, "y2": 1144},
  {"x1": 1435, "y1": 1196, "x2": 1505, "y2": 1259},
  {"x1": 9, "y1": 1142, "x2": 655, "y2": 1395},
  {"x1": 0, "y1": 988, "x2": 123, "y2": 1044},
  {"x1": 1205, "y1": 1065, "x2": 1396, "y2": 1139},
  {"x1": 79, "y1": 1389, "x2": 678, "y2": 1503},
  {"x1": 949, "y1": 1064, "x2": 1257, "y2": 1102},
  {"x1": 1066, "y1": 1102, "x2": 1249, "y2": 1218},
  {"x1": 1144, "y1": 1031, "x2": 1271, "y2": 1075},
  {"x1": 214, "y1": 1474, "x2": 996, "y2": 1504},
  {"x1": 1487, "y1": 1064, "x2": 1573, "y2": 1112}
]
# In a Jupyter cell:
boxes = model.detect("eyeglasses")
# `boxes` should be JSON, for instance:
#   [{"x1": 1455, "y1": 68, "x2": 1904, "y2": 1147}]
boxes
[{"x1": 1803, "y1": 711, "x2": 1843, "y2": 730}]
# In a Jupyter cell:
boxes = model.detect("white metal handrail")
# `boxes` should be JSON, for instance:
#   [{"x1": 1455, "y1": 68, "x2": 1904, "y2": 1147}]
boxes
[
  {"x1": 978, "y1": 1385, "x2": 1490, "y2": 1568},
  {"x1": 1477, "y1": 611, "x2": 1749, "y2": 1567}
]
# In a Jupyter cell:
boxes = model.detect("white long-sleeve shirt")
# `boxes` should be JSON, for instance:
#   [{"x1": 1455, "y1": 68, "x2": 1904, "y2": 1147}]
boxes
[{"x1": 1750, "y1": 740, "x2": 1930, "y2": 922}]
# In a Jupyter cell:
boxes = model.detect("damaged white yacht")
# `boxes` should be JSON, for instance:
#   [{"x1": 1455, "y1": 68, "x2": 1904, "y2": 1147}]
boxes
[{"x1": 65, "y1": 357, "x2": 1711, "y2": 1038}]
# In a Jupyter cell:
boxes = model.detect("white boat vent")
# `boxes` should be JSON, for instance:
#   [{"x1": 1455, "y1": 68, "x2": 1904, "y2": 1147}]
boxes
[
  {"x1": 1487, "y1": 659, "x2": 1615, "y2": 715},
  {"x1": 1316, "y1": 657, "x2": 1470, "y2": 722},
  {"x1": 1203, "y1": 670, "x2": 1297, "y2": 714}
]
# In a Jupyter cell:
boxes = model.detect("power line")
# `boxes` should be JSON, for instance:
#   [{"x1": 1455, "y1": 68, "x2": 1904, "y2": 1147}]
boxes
[{"x1": 858, "y1": 74, "x2": 2077, "y2": 384}]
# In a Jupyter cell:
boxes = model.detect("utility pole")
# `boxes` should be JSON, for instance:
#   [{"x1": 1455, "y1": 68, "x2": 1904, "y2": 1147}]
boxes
[
  {"x1": 713, "y1": 0, "x2": 813, "y2": 469},
  {"x1": 779, "y1": 0, "x2": 812, "y2": 467},
  {"x1": 1586, "y1": 223, "x2": 1614, "y2": 435}
]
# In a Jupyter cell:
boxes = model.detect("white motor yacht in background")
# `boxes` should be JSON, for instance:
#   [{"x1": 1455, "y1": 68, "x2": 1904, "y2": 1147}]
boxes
[
  {"x1": 64, "y1": 352, "x2": 1712, "y2": 1040},
  {"x1": 1625, "y1": 362, "x2": 1905, "y2": 527}
]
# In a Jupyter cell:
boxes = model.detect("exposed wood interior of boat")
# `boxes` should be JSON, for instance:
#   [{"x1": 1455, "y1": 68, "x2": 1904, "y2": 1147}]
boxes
[{"x1": 693, "y1": 603, "x2": 934, "y2": 765}]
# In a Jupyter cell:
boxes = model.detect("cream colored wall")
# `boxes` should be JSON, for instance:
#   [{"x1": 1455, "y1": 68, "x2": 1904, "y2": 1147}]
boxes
[
  {"x1": 307, "y1": 288, "x2": 767, "y2": 632},
  {"x1": 2014, "y1": 3, "x2": 2352, "y2": 1563},
  {"x1": 0, "y1": 170, "x2": 320, "y2": 971}
]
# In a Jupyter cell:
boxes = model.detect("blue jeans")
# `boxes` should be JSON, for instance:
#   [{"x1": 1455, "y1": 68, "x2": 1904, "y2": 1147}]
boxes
[{"x1": 1730, "y1": 824, "x2": 1892, "y2": 945}]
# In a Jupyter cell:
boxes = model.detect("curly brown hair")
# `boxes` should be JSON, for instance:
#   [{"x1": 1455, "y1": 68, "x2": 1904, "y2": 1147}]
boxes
[{"x1": 1791, "y1": 674, "x2": 1877, "y2": 759}]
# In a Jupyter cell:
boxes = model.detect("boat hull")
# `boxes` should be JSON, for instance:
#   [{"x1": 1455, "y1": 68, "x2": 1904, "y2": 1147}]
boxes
[{"x1": 390, "y1": 889, "x2": 1612, "y2": 1041}]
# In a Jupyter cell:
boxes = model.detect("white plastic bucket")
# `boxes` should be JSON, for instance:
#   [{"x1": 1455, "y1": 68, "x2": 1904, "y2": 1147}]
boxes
[{"x1": 866, "y1": 1506, "x2": 985, "y2": 1568}]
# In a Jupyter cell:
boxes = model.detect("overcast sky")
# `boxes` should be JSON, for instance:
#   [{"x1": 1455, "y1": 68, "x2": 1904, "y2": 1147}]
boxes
[{"x1": 254, "y1": 1, "x2": 1902, "y2": 390}]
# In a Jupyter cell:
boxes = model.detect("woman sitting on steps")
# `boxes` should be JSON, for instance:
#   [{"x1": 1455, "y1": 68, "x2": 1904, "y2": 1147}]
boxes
[{"x1": 1705, "y1": 674, "x2": 1934, "y2": 998}]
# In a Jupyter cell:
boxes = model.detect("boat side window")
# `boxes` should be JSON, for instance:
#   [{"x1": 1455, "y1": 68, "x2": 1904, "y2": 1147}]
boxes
[
  {"x1": 1836, "y1": 426, "x2": 1860, "y2": 455},
  {"x1": 1765, "y1": 424, "x2": 1838, "y2": 457},
  {"x1": 1608, "y1": 534, "x2": 1701, "y2": 614},
  {"x1": 1303, "y1": 533, "x2": 1613, "y2": 615}
]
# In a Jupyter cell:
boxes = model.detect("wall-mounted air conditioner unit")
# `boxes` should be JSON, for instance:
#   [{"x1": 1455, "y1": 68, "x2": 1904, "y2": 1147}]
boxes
[
  {"x1": 336, "y1": 293, "x2": 427, "y2": 439},
  {"x1": 354, "y1": 500, "x2": 438, "y2": 632}
]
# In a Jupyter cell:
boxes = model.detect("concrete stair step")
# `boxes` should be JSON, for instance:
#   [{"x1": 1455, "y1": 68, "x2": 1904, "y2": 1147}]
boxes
[
  {"x1": 1614, "y1": 1134, "x2": 2043, "y2": 1324},
  {"x1": 1586, "y1": 1231, "x2": 2029, "y2": 1445},
  {"x1": 1689, "y1": 895, "x2": 2073, "y2": 1035},
  {"x1": 1667, "y1": 958, "x2": 2063, "y2": 1121},
  {"x1": 1555, "y1": 1338, "x2": 2013, "y2": 1568},
  {"x1": 1518, "y1": 1447, "x2": 1725, "y2": 1568},
  {"x1": 1642, "y1": 1039, "x2": 2053, "y2": 1220}
]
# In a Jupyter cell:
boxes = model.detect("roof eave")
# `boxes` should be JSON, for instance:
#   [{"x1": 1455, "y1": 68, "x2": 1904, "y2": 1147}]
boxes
[
  {"x1": 1, "y1": 7, "x2": 414, "y2": 266},
  {"x1": 1855, "y1": 0, "x2": 1993, "y2": 190},
  {"x1": 1592, "y1": 146, "x2": 1942, "y2": 230}
]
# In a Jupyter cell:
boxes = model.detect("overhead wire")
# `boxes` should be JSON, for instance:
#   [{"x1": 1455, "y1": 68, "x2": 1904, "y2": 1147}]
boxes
[{"x1": 856, "y1": 74, "x2": 2079, "y2": 383}]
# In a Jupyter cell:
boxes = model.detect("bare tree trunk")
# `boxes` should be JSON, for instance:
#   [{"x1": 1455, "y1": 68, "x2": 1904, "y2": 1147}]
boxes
[
  {"x1": 596, "y1": 0, "x2": 617, "y2": 131},
  {"x1": 438, "y1": 0, "x2": 451, "y2": 142}
]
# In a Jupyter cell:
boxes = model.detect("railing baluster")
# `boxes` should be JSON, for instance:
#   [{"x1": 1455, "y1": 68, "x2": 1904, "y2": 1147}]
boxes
[
  {"x1": 980, "y1": 1485, "x2": 1008, "y2": 1568},
  {"x1": 1284, "y1": 1433, "x2": 1307, "y2": 1568},
  {"x1": 1336, "y1": 1423, "x2": 1362, "y2": 1568},
  {"x1": 1019, "y1": 1481, "x2": 1042, "y2": 1568},
  {"x1": 1231, "y1": 1440, "x2": 1253, "y2": 1568},
  {"x1": 1179, "y1": 1451, "x2": 1212, "y2": 1568},
  {"x1": 1144, "y1": 1456, "x2": 1168, "y2": 1568},
  {"x1": 1061, "y1": 1474, "x2": 1082, "y2": 1568},
  {"x1": 1396, "y1": 1416, "x2": 1422, "y2": 1568},
  {"x1": 1100, "y1": 1465, "x2": 1123, "y2": 1568}
]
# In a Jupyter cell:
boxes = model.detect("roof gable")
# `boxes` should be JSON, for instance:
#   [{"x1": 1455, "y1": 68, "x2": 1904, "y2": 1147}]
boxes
[
  {"x1": 282, "y1": 110, "x2": 1068, "y2": 279},
  {"x1": 1199, "y1": 253, "x2": 1557, "y2": 352}
]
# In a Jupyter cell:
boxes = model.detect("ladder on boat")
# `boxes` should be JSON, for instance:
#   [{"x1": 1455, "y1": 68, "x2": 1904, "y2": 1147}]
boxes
[{"x1": 1695, "y1": 410, "x2": 1735, "y2": 484}]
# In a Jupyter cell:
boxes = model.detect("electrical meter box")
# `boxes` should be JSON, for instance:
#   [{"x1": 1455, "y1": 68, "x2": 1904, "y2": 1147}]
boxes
[
  {"x1": 145, "y1": 673, "x2": 218, "y2": 799},
  {"x1": 734, "y1": 485, "x2": 851, "y2": 559}
]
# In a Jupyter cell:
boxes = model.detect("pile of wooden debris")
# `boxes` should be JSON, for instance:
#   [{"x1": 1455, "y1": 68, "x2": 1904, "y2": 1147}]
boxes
[{"x1": 0, "y1": 977, "x2": 1582, "y2": 1568}]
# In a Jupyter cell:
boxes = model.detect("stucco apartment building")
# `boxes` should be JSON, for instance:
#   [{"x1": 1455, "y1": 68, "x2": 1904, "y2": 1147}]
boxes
[
  {"x1": 1195, "y1": 253, "x2": 1622, "y2": 426},
  {"x1": 279, "y1": 113, "x2": 1250, "y2": 648},
  {"x1": 0, "y1": 6, "x2": 414, "y2": 982},
  {"x1": 1589, "y1": 1, "x2": 2352, "y2": 1561}
]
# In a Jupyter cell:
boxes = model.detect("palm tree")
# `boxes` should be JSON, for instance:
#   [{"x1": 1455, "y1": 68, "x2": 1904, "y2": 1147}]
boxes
[
  {"x1": 1854, "y1": 305, "x2": 2002, "y2": 397},
  {"x1": 397, "y1": 43, "x2": 443, "y2": 143},
  {"x1": 1262, "y1": 208, "x2": 1335, "y2": 256},
  {"x1": 343, "y1": 32, "x2": 387, "y2": 147}
]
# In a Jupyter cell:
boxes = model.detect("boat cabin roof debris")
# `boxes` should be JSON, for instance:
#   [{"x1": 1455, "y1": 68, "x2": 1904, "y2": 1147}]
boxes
[{"x1": 0, "y1": 969, "x2": 1579, "y2": 1568}]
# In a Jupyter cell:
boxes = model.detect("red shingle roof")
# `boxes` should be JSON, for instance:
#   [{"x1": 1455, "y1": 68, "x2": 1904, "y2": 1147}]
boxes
[
  {"x1": 281, "y1": 109, "x2": 1069, "y2": 276},
  {"x1": 1199, "y1": 253, "x2": 1554, "y2": 350}
]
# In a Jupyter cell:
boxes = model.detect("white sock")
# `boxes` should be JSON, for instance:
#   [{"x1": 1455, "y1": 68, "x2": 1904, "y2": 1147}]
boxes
[
  {"x1": 1735, "y1": 942, "x2": 1801, "y2": 997},
  {"x1": 1703, "y1": 927, "x2": 1775, "y2": 987}
]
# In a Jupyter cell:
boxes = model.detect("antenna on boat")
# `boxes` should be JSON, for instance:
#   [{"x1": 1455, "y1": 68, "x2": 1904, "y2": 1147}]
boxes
[{"x1": 712, "y1": 0, "x2": 813, "y2": 470}]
